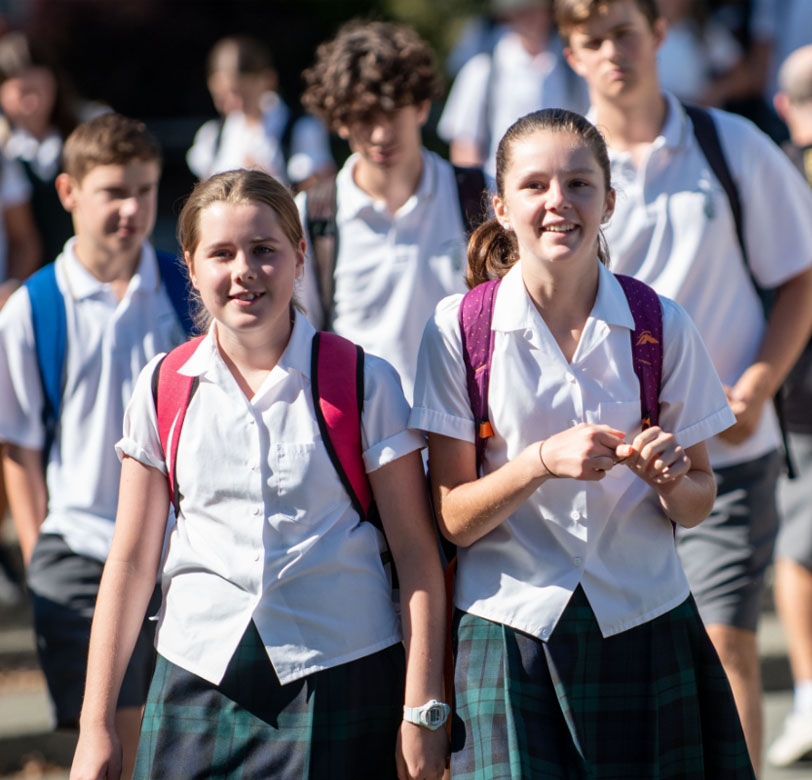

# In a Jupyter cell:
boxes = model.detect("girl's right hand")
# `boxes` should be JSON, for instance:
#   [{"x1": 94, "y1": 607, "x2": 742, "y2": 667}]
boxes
[
  {"x1": 539, "y1": 424, "x2": 626, "y2": 480},
  {"x1": 70, "y1": 725, "x2": 121, "y2": 780}
]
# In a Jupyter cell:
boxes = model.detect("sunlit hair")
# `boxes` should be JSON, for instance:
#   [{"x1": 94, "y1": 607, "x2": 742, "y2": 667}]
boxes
[
  {"x1": 467, "y1": 108, "x2": 613, "y2": 288},
  {"x1": 177, "y1": 169, "x2": 304, "y2": 332},
  {"x1": 301, "y1": 20, "x2": 442, "y2": 131},
  {"x1": 61, "y1": 113, "x2": 161, "y2": 183},
  {"x1": 554, "y1": 0, "x2": 659, "y2": 44}
]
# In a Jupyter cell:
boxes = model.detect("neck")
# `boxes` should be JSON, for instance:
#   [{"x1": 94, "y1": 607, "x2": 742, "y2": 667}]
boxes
[
  {"x1": 215, "y1": 312, "x2": 293, "y2": 396},
  {"x1": 591, "y1": 90, "x2": 668, "y2": 150},
  {"x1": 353, "y1": 147, "x2": 424, "y2": 213},
  {"x1": 73, "y1": 239, "x2": 141, "y2": 285}
]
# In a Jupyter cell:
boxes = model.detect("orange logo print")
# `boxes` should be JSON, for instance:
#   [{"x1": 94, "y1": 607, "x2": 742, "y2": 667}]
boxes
[{"x1": 636, "y1": 330, "x2": 659, "y2": 346}]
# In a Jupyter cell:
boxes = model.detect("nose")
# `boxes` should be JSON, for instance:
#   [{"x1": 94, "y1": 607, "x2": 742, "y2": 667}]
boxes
[
  {"x1": 120, "y1": 195, "x2": 139, "y2": 218},
  {"x1": 232, "y1": 250, "x2": 256, "y2": 279},
  {"x1": 544, "y1": 179, "x2": 569, "y2": 210},
  {"x1": 600, "y1": 37, "x2": 620, "y2": 60},
  {"x1": 369, "y1": 115, "x2": 393, "y2": 144}
]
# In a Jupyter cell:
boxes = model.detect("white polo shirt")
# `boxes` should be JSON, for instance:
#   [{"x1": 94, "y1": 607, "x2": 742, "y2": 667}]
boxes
[
  {"x1": 410, "y1": 261, "x2": 735, "y2": 640},
  {"x1": 0, "y1": 239, "x2": 187, "y2": 562},
  {"x1": 297, "y1": 149, "x2": 470, "y2": 402},
  {"x1": 437, "y1": 31, "x2": 588, "y2": 177},
  {"x1": 601, "y1": 92, "x2": 812, "y2": 468},
  {"x1": 117, "y1": 311, "x2": 424, "y2": 686}
]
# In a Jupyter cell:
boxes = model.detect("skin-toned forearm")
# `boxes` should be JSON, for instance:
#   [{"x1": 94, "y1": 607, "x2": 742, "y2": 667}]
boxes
[
  {"x1": 722, "y1": 266, "x2": 812, "y2": 443},
  {"x1": 4, "y1": 201, "x2": 42, "y2": 282},
  {"x1": 2, "y1": 443, "x2": 47, "y2": 565},
  {"x1": 656, "y1": 467, "x2": 716, "y2": 528},
  {"x1": 369, "y1": 452, "x2": 448, "y2": 780},
  {"x1": 430, "y1": 437, "x2": 549, "y2": 548}
]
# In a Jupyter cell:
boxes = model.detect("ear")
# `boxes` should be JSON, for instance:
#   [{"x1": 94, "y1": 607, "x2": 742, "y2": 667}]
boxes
[
  {"x1": 184, "y1": 251, "x2": 199, "y2": 290},
  {"x1": 602, "y1": 188, "x2": 616, "y2": 223},
  {"x1": 416, "y1": 99, "x2": 431, "y2": 127},
  {"x1": 774, "y1": 91, "x2": 790, "y2": 123},
  {"x1": 294, "y1": 237, "x2": 306, "y2": 279},
  {"x1": 336, "y1": 124, "x2": 350, "y2": 140},
  {"x1": 652, "y1": 17, "x2": 668, "y2": 51},
  {"x1": 55, "y1": 173, "x2": 79, "y2": 212},
  {"x1": 563, "y1": 45, "x2": 587, "y2": 78},
  {"x1": 493, "y1": 193, "x2": 509, "y2": 228}
]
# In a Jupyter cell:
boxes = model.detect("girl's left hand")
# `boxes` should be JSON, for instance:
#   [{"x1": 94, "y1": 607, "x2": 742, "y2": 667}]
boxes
[
  {"x1": 396, "y1": 721, "x2": 449, "y2": 780},
  {"x1": 615, "y1": 426, "x2": 691, "y2": 492}
]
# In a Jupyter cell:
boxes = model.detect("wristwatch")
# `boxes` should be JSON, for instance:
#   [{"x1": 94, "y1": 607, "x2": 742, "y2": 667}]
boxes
[{"x1": 403, "y1": 699, "x2": 451, "y2": 730}]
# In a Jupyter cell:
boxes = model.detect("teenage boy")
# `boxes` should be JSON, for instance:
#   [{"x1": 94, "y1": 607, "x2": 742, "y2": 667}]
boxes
[
  {"x1": 0, "y1": 114, "x2": 188, "y2": 778},
  {"x1": 556, "y1": 0, "x2": 812, "y2": 771},
  {"x1": 767, "y1": 43, "x2": 812, "y2": 768},
  {"x1": 298, "y1": 20, "x2": 484, "y2": 401}
]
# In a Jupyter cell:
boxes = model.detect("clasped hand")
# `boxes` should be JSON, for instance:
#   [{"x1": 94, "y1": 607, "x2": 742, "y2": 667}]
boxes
[{"x1": 540, "y1": 423, "x2": 691, "y2": 490}]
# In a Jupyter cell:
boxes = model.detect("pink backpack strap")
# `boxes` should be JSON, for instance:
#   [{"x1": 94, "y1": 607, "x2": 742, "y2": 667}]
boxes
[
  {"x1": 310, "y1": 331, "x2": 374, "y2": 523},
  {"x1": 151, "y1": 336, "x2": 205, "y2": 513},
  {"x1": 615, "y1": 274, "x2": 663, "y2": 429},
  {"x1": 458, "y1": 278, "x2": 502, "y2": 474}
]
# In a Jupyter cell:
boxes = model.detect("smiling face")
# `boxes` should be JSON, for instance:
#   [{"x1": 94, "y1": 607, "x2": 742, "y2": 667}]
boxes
[
  {"x1": 185, "y1": 200, "x2": 304, "y2": 349},
  {"x1": 564, "y1": 0, "x2": 665, "y2": 106},
  {"x1": 493, "y1": 128, "x2": 615, "y2": 271}
]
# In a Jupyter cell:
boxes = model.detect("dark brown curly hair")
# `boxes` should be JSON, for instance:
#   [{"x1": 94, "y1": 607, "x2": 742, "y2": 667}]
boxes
[{"x1": 301, "y1": 20, "x2": 443, "y2": 131}]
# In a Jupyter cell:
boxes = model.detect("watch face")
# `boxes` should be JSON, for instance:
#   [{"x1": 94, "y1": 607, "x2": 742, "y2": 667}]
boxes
[{"x1": 426, "y1": 705, "x2": 445, "y2": 727}]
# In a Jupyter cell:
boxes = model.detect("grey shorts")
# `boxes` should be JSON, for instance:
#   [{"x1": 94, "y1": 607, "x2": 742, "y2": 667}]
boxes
[
  {"x1": 775, "y1": 432, "x2": 812, "y2": 570},
  {"x1": 26, "y1": 533, "x2": 160, "y2": 728},
  {"x1": 675, "y1": 450, "x2": 782, "y2": 633}
]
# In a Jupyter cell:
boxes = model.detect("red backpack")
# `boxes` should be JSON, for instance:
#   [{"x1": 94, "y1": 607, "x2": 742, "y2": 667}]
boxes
[{"x1": 151, "y1": 331, "x2": 387, "y2": 562}]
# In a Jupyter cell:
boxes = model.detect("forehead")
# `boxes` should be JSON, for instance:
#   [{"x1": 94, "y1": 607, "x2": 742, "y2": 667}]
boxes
[
  {"x1": 196, "y1": 200, "x2": 281, "y2": 239},
  {"x1": 506, "y1": 129, "x2": 601, "y2": 174},
  {"x1": 77, "y1": 159, "x2": 161, "y2": 189}
]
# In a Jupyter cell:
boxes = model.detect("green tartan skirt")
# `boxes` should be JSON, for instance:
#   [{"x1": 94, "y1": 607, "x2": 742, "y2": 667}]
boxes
[
  {"x1": 134, "y1": 622, "x2": 405, "y2": 780},
  {"x1": 451, "y1": 587, "x2": 755, "y2": 779}
]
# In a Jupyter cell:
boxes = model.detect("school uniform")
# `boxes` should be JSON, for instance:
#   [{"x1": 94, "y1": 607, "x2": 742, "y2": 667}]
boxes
[
  {"x1": 410, "y1": 260, "x2": 754, "y2": 778},
  {"x1": 296, "y1": 148, "x2": 470, "y2": 402},
  {"x1": 0, "y1": 152, "x2": 32, "y2": 282},
  {"x1": 118, "y1": 310, "x2": 424, "y2": 779},
  {"x1": 601, "y1": 92, "x2": 812, "y2": 631},
  {"x1": 187, "y1": 91, "x2": 333, "y2": 187},
  {"x1": 0, "y1": 239, "x2": 186, "y2": 726},
  {"x1": 437, "y1": 31, "x2": 588, "y2": 177}
]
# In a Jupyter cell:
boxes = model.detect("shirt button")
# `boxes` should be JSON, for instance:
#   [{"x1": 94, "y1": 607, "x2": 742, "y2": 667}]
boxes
[
  {"x1": 569, "y1": 419, "x2": 579, "y2": 428},
  {"x1": 254, "y1": 552, "x2": 261, "y2": 561},
  {"x1": 570, "y1": 510, "x2": 581, "y2": 522},
  {"x1": 252, "y1": 507, "x2": 261, "y2": 516},
  {"x1": 573, "y1": 557, "x2": 583, "y2": 567},
  {"x1": 524, "y1": 329, "x2": 533, "y2": 340},
  {"x1": 565, "y1": 372, "x2": 576, "y2": 384}
]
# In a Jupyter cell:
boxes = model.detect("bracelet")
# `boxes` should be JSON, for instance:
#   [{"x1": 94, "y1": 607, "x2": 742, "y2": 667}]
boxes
[{"x1": 539, "y1": 440, "x2": 559, "y2": 478}]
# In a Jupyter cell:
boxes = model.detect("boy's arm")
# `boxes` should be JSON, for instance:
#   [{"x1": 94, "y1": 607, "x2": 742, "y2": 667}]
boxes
[
  {"x1": 2, "y1": 443, "x2": 47, "y2": 565},
  {"x1": 3, "y1": 201, "x2": 42, "y2": 283},
  {"x1": 720, "y1": 265, "x2": 812, "y2": 444}
]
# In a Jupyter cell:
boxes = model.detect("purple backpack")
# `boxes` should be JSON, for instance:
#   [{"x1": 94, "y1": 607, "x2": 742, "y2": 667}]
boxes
[{"x1": 459, "y1": 274, "x2": 663, "y2": 473}]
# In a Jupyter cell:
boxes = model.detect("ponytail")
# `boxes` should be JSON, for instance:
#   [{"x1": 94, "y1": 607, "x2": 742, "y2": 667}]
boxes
[{"x1": 466, "y1": 218, "x2": 518, "y2": 289}]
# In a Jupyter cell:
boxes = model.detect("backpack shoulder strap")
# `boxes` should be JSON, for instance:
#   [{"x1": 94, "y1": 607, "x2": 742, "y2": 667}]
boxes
[
  {"x1": 310, "y1": 330, "x2": 374, "y2": 524},
  {"x1": 683, "y1": 104, "x2": 749, "y2": 269},
  {"x1": 458, "y1": 278, "x2": 502, "y2": 473},
  {"x1": 304, "y1": 175, "x2": 339, "y2": 330},
  {"x1": 155, "y1": 249, "x2": 195, "y2": 337},
  {"x1": 24, "y1": 262, "x2": 66, "y2": 458},
  {"x1": 151, "y1": 336, "x2": 204, "y2": 513},
  {"x1": 615, "y1": 274, "x2": 663, "y2": 429},
  {"x1": 452, "y1": 165, "x2": 487, "y2": 237}
]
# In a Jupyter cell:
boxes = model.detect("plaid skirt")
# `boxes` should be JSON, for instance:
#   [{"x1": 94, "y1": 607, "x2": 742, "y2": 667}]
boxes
[
  {"x1": 134, "y1": 622, "x2": 405, "y2": 780},
  {"x1": 451, "y1": 587, "x2": 755, "y2": 779}
]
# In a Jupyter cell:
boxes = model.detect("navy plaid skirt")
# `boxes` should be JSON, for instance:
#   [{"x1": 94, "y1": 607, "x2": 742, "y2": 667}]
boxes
[
  {"x1": 451, "y1": 587, "x2": 755, "y2": 779},
  {"x1": 134, "y1": 622, "x2": 405, "y2": 780}
]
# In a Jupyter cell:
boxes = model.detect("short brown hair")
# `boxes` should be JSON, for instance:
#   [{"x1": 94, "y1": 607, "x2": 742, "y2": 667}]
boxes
[
  {"x1": 61, "y1": 113, "x2": 162, "y2": 182},
  {"x1": 301, "y1": 20, "x2": 443, "y2": 131},
  {"x1": 554, "y1": 0, "x2": 659, "y2": 44}
]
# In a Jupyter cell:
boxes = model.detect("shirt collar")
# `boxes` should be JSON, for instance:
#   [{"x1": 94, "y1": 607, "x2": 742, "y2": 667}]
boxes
[
  {"x1": 61, "y1": 239, "x2": 158, "y2": 301},
  {"x1": 336, "y1": 148, "x2": 436, "y2": 220},
  {"x1": 490, "y1": 259, "x2": 635, "y2": 332},
  {"x1": 178, "y1": 308, "x2": 317, "y2": 380}
]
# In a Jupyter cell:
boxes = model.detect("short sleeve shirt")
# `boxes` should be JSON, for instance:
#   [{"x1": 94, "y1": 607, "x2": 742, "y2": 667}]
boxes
[{"x1": 410, "y1": 261, "x2": 735, "y2": 640}]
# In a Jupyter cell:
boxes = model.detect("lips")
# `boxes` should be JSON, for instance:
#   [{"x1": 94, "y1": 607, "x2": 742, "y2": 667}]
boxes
[
  {"x1": 541, "y1": 223, "x2": 576, "y2": 233},
  {"x1": 229, "y1": 291, "x2": 264, "y2": 302}
]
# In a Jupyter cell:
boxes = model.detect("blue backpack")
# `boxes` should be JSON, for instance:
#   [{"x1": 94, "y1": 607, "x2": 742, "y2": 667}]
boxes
[{"x1": 23, "y1": 249, "x2": 195, "y2": 460}]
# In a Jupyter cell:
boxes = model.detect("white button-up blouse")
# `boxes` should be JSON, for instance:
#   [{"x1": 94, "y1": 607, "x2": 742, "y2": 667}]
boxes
[
  {"x1": 410, "y1": 261, "x2": 735, "y2": 641},
  {"x1": 117, "y1": 311, "x2": 424, "y2": 686}
]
